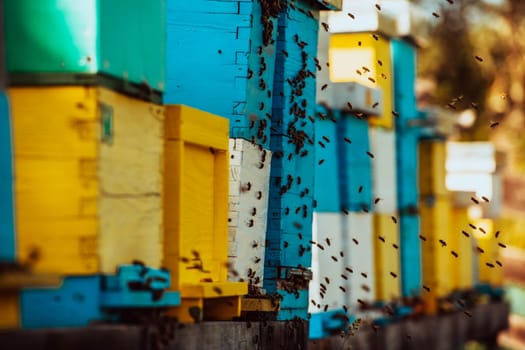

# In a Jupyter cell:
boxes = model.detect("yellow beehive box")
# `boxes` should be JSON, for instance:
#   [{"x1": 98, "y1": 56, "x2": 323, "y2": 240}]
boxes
[
  {"x1": 473, "y1": 219, "x2": 503, "y2": 287},
  {"x1": 418, "y1": 140, "x2": 448, "y2": 197},
  {"x1": 373, "y1": 214, "x2": 401, "y2": 301},
  {"x1": 10, "y1": 87, "x2": 247, "y2": 307},
  {"x1": 419, "y1": 196, "x2": 453, "y2": 314},
  {"x1": 329, "y1": 32, "x2": 394, "y2": 128},
  {"x1": 449, "y1": 206, "x2": 474, "y2": 291}
]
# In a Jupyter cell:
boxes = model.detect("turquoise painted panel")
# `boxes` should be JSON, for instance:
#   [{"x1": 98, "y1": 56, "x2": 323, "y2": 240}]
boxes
[
  {"x1": 337, "y1": 113, "x2": 373, "y2": 212},
  {"x1": 505, "y1": 284, "x2": 525, "y2": 317},
  {"x1": 399, "y1": 214, "x2": 421, "y2": 297},
  {"x1": 5, "y1": 0, "x2": 97, "y2": 73},
  {"x1": 98, "y1": 0, "x2": 165, "y2": 91},
  {"x1": 21, "y1": 276, "x2": 103, "y2": 329},
  {"x1": 392, "y1": 39, "x2": 418, "y2": 122},
  {"x1": 0, "y1": 92, "x2": 15, "y2": 261},
  {"x1": 314, "y1": 106, "x2": 341, "y2": 212},
  {"x1": 264, "y1": 2, "x2": 320, "y2": 319}
]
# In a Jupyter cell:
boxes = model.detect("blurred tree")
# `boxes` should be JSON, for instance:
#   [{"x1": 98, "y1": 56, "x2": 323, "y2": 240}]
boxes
[{"x1": 415, "y1": 0, "x2": 525, "y2": 173}]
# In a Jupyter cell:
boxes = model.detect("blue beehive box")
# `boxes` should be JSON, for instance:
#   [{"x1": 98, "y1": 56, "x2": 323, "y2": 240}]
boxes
[
  {"x1": 0, "y1": 92, "x2": 15, "y2": 262},
  {"x1": 264, "y1": 0, "x2": 337, "y2": 321},
  {"x1": 337, "y1": 112, "x2": 373, "y2": 212}
]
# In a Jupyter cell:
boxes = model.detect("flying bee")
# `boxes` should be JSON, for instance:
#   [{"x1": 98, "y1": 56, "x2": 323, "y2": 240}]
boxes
[
  {"x1": 432, "y1": 12, "x2": 440, "y2": 18},
  {"x1": 325, "y1": 238, "x2": 331, "y2": 246},
  {"x1": 321, "y1": 22, "x2": 329, "y2": 32},
  {"x1": 419, "y1": 235, "x2": 427, "y2": 241},
  {"x1": 321, "y1": 84, "x2": 328, "y2": 91},
  {"x1": 461, "y1": 231, "x2": 470, "y2": 238},
  {"x1": 495, "y1": 231, "x2": 501, "y2": 238},
  {"x1": 469, "y1": 223, "x2": 477, "y2": 230},
  {"x1": 392, "y1": 111, "x2": 399, "y2": 117},
  {"x1": 392, "y1": 243, "x2": 399, "y2": 249},
  {"x1": 339, "y1": 286, "x2": 346, "y2": 293},
  {"x1": 479, "y1": 227, "x2": 486, "y2": 234},
  {"x1": 464, "y1": 311, "x2": 472, "y2": 318},
  {"x1": 496, "y1": 260, "x2": 502, "y2": 267},
  {"x1": 391, "y1": 216, "x2": 398, "y2": 224},
  {"x1": 352, "y1": 238, "x2": 359, "y2": 245},
  {"x1": 358, "y1": 186, "x2": 363, "y2": 193},
  {"x1": 486, "y1": 262, "x2": 495, "y2": 268},
  {"x1": 331, "y1": 256, "x2": 338, "y2": 262},
  {"x1": 340, "y1": 251, "x2": 344, "y2": 258},
  {"x1": 251, "y1": 241, "x2": 259, "y2": 249},
  {"x1": 344, "y1": 137, "x2": 352, "y2": 144},
  {"x1": 390, "y1": 272, "x2": 398, "y2": 278},
  {"x1": 375, "y1": 3, "x2": 381, "y2": 10},
  {"x1": 378, "y1": 236, "x2": 385, "y2": 243},
  {"x1": 439, "y1": 239, "x2": 447, "y2": 247},
  {"x1": 374, "y1": 198, "x2": 381, "y2": 204},
  {"x1": 476, "y1": 246, "x2": 485, "y2": 254},
  {"x1": 347, "y1": 102, "x2": 353, "y2": 110},
  {"x1": 490, "y1": 122, "x2": 499, "y2": 128},
  {"x1": 213, "y1": 286, "x2": 223, "y2": 295},
  {"x1": 475, "y1": 55, "x2": 483, "y2": 62},
  {"x1": 346, "y1": 267, "x2": 353, "y2": 274},
  {"x1": 318, "y1": 159, "x2": 325, "y2": 165},
  {"x1": 322, "y1": 136, "x2": 330, "y2": 143},
  {"x1": 366, "y1": 151, "x2": 374, "y2": 158},
  {"x1": 324, "y1": 277, "x2": 330, "y2": 284},
  {"x1": 283, "y1": 241, "x2": 289, "y2": 248},
  {"x1": 341, "y1": 274, "x2": 348, "y2": 280},
  {"x1": 451, "y1": 251, "x2": 458, "y2": 258},
  {"x1": 423, "y1": 285, "x2": 431, "y2": 292},
  {"x1": 470, "y1": 197, "x2": 479, "y2": 204},
  {"x1": 347, "y1": 12, "x2": 355, "y2": 19},
  {"x1": 361, "y1": 272, "x2": 367, "y2": 278},
  {"x1": 498, "y1": 243, "x2": 507, "y2": 248},
  {"x1": 247, "y1": 219, "x2": 254, "y2": 227},
  {"x1": 254, "y1": 257, "x2": 261, "y2": 264}
]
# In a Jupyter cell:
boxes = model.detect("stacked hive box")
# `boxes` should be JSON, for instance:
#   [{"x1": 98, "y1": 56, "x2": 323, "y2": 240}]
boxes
[
  {"x1": 265, "y1": 0, "x2": 339, "y2": 320},
  {"x1": 450, "y1": 192, "x2": 475, "y2": 292},
  {"x1": 473, "y1": 219, "x2": 503, "y2": 289},
  {"x1": 391, "y1": 38, "x2": 423, "y2": 299},
  {"x1": 418, "y1": 140, "x2": 453, "y2": 314}
]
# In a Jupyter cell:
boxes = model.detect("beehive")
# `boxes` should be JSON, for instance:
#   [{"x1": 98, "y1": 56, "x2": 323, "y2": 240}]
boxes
[
  {"x1": 419, "y1": 140, "x2": 448, "y2": 197},
  {"x1": 370, "y1": 128, "x2": 397, "y2": 214},
  {"x1": 473, "y1": 219, "x2": 503, "y2": 287},
  {"x1": 373, "y1": 214, "x2": 401, "y2": 301},
  {"x1": 227, "y1": 139, "x2": 272, "y2": 290},
  {"x1": 450, "y1": 192, "x2": 475, "y2": 291},
  {"x1": 329, "y1": 33, "x2": 394, "y2": 129}
]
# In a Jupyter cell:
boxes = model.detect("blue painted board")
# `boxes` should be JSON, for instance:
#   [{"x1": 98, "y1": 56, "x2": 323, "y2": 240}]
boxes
[
  {"x1": 265, "y1": 1, "x2": 320, "y2": 320},
  {"x1": 309, "y1": 309, "x2": 349, "y2": 340},
  {"x1": 0, "y1": 92, "x2": 15, "y2": 262},
  {"x1": 396, "y1": 128, "x2": 420, "y2": 211},
  {"x1": 21, "y1": 276, "x2": 103, "y2": 329},
  {"x1": 399, "y1": 214, "x2": 422, "y2": 297},
  {"x1": 392, "y1": 39, "x2": 418, "y2": 123},
  {"x1": 337, "y1": 112, "x2": 373, "y2": 212},
  {"x1": 314, "y1": 106, "x2": 341, "y2": 212}
]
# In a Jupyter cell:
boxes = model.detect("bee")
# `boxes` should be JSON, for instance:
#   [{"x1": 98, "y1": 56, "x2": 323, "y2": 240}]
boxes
[
  {"x1": 259, "y1": 102, "x2": 264, "y2": 111},
  {"x1": 321, "y1": 84, "x2": 328, "y2": 91},
  {"x1": 498, "y1": 243, "x2": 507, "y2": 248},
  {"x1": 461, "y1": 231, "x2": 470, "y2": 238},
  {"x1": 340, "y1": 251, "x2": 344, "y2": 258},
  {"x1": 342, "y1": 208, "x2": 349, "y2": 215},
  {"x1": 209, "y1": 147, "x2": 216, "y2": 154},
  {"x1": 331, "y1": 256, "x2": 338, "y2": 262},
  {"x1": 288, "y1": 153, "x2": 293, "y2": 161},
  {"x1": 469, "y1": 223, "x2": 477, "y2": 230},
  {"x1": 451, "y1": 251, "x2": 458, "y2": 258},
  {"x1": 311, "y1": 299, "x2": 317, "y2": 306},
  {"x1": 447, "y1": 0, "x2": 454, "y2": 4},
  {"x1": 341, "y1": 274, "x2": 348, "y2": 280},
  {"x1": 347, "y1": 12, "x2": 355, "y2": 19},
  {"x1": 378, "y1": 236, "x2": 385, "y2": 243},
  {"x1": 392, "y1": 110, "x2": 399, "y2": 117},
  {"x1": 358, "y1": 186, "x2": 363, "y2": 193},
  {"x1": 324, "y1": 305, "x2": 329, "y2": 312},
  {"x1": 213, "y1": 286, "x2": 223, "y2": 295},
  {"x1": 362, "y1": 66, "x2": 370, "y2": 73},
  {"x1": 457, "y1": 300, "x2": 465, "y2": 307},
  {"x1": 476, "y1": 246, "x2": 485, "y2": 254},
  {"x1": 293, "y1": 222, "x2": 303, "y2": 229},
  {"x1": 423, "y1": 285, "x2": 431, "y2": 292},
  {"x1": 321, "y1": 22, "x2": 329, "y2": 32},
  {"x1": 339, "y1": 286, "x2": 346, "y2": 293},
  {"x1": 419, "y1": 235, "x2": 427, "y2": 241},
  {"x1": 496, "y1": 260, "x2": 503, "y2": 267},
  {"x1": 432, "y1": 12, "x2": 440, "y2": 18},
  {"x1": 284, "y1": 207, "x2": 290, "y2": 215},
  {"x1": 372, "y1": 34, "x2": 379, "y2": 41},
  {"x1": 347, "y1": 102, "x2": 353, "y2": 110},
  {"x1": 372, "y1": 102, "x2": 379, "y2": 108},
  {"x1": 390, "y1": 272, "x2": 398, "y2": 278},
  {"x1": 283, "y1": 241, "x2": 289, "y2": 248},
  {"x1": 247, "y1": 219, "x2": 254, "y2": 227},
  {"x1": 346, "y1": 267, "x2": 353, "y2": 274},
  {"x1": 486, "y1": 262, "x2": 495, "y2": 268},
  {"x1": 251, "y1": 241, "x2": 259, "y2": 249},
  {"x1": 495, "y1": 231, "x2": 501, "y2": 238},
  {"x1": 251, "y1": 207, "x2": 257, "y2": 216},
  {"x1": 325, "y1": 238, "x2": 331, "y2": 246},
  {"x1": 392, "y1": 243, "x2": 399, "y2": 249},
  {"x1": 358, "y1": 41, "x2": 362, "y2": 46},
  {"x1": 391, "y1": 216, "x2": 398, "y2": 224},
  {"x1": 490, "y1": 122, "x2": 499, "y2": 128},
  {"x1": 464, "y1": 311, "x2": 472, "y2": 318},
  {"x1": 479, "y1": 227, "x2": 486, "y2": 234},
  {"x1": 324, "y1": 277, "x2": 330, "y2": 284},
  {"x1": 298, "y1": 233, "x2": 303, "y2": 240},
  {"x1": 439, "y1": 239, "x2": 447, "y2": 247},
  {"x1": 318, "y1": 159, "x2": 325, "y2": 165},
  {"x1": 470, "y1": 197, "x2": 479, "y2": 204},
  {"x1": 180, "y1": 257, "x2": 190, "y2": 263},
  {"x1": 322, "y1": 136, "x2": 330, "y2": 143},
  {"x1": 375, "y1": 3, "x2": 381, "y2": 10},
  {"x1": 256, "y1": 191, "x2": 262, "y2": 200},
  {"x1": 344, "y1": 137, "x2": 352, "y2": 144},
  {"x1": 352, "y1": 238, "x2": 359, "y2": 245},
  {"x1": 318, "y1": 141, "x2": 326, "y2": 148},
  {"x1": 254, "y1": 257, "x2": 261, "y2": 264},
  {"x1": 374, "y1": 197, "x2": 382, "y2": 204},
  {"x1": 356, "y1": 69, "x2": 362, "y2": 76},
  {"x1": 475, "y1": 56, "x2": 483, "y2": 62},
  {"x1": 366, "y1": 151, "x2": 375, "y2": 158},
  {"x1": 357, "y1": 299, "x2": 366, "y2": 306},
  {"x1": 320, "y1": 283, "x2": 327, "y2": 291},
  {"x1": 361, "y1": 272, "x2": 367, "y2": 278}
]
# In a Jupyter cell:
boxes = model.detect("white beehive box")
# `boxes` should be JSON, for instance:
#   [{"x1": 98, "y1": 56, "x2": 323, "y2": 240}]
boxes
[
  {"x1": 227, "y1": 139, "x2": 272, "y2": 290},
  {"x1": 369, "y1": 128, "x2": 397, "y2": 214},
  {"x1": 345, "y1": 212, "x2": 375, "y2": 307},
  {"x1": 381, "y1": 0, "x2": 430, "y2": 45},
  {"x1": 310, "y1": 212, "x2": 346, "y2": 312},
  {"x1": 328, "y1": 1, "x2": 398, "y2": 36}
]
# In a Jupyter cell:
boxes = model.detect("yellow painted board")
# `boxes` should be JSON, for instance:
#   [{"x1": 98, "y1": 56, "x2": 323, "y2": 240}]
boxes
[
  {"x1": 9, "y1": 86, "x2": 99, "y2": 158},
  {"x1": 0, "y1": 292, "x2": 20, "y2": 329},
  {"x1": 418, "y1": 141, "x2": 448, "y2": 196},
  {"x1": 474, "y1": 219, "x2": 503, "y2": 287},
  {"x1": 163, "y1": 106, "x2": 236, "y2": 291},
  {"x1": 449, "y1": 207, "x2": 474, "y2": 291},
  {"x1": 165, "y1": 105, "x2": 229, "y2": 150},
  {"x1": 179, "y1": 281, "x2": 248, "y2": 298},
  {"x1": 98, "y1": 88, "x2": 164, "y2": 273},
  {"x1": 329, "y1": 33, "x2": 394, "y2": 129},
  {"x1": 420, "y1": 196, "x2": 453, "y2": 312},
  {"x1": 373, "y1": 214, "x2": 401, "y2": 301}
]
